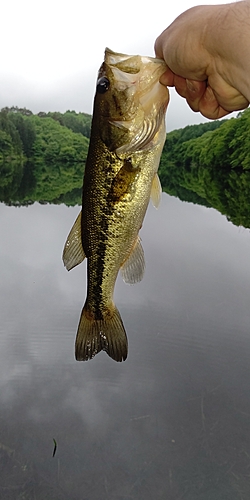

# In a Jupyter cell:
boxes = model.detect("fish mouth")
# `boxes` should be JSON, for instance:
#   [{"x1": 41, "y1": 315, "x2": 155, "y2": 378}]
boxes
[
  {"x1": 104, "y1": 48, "x2": 169, "y2": 153},
  {"x1": 104, "y1": 47, "x2": 167, "y2": 95},
  {"x1": 104, "y1": 47, "x2": 166, "y2": 71}
]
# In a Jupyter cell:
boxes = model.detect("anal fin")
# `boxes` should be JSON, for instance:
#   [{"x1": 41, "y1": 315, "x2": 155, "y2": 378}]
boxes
[
  {"x1": 120, "y1": 236, "x2": 145, "y2": 284},
  {"x1": 62, "y1": 211, "x2": 85, "y2": 271}
]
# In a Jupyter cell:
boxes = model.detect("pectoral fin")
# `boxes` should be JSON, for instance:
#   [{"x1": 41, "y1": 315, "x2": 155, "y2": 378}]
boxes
[
  {"x1": 150, "y1": 173, "x2": 162, "y2": 208},
  {"x1": 62, "y1": 211, "x2": 85, "y2": 271},
  {"x1": 120, "y1": 236, "x2": 145, "y2": 284}
]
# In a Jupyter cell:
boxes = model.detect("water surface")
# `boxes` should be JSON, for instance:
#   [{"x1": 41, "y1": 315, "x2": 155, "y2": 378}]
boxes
[{"x1": 0, "y1": 194, "x2": 250, "y2": 499}]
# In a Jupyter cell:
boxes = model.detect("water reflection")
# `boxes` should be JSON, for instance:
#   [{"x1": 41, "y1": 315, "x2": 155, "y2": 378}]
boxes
[{"x1": 0, "y1": 195, "x2": 250, "y2": 499}]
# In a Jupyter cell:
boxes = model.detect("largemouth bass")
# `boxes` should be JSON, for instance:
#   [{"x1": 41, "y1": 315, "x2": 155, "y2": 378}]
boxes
[{"x1": 63, "y1": 48, "x2": 169, "y2": 362}]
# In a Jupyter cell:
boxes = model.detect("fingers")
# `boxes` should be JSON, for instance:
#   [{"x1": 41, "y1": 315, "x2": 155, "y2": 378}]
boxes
[
  {"x1": 159, "y1": 71, "x2": 223, "y2": 118},
  {"x1": 181, "y1": 81, "x2": 231, "y2": 119},
  {"x1": 174, "y1": 77, "x2": 207, "y2": 112},
  {"x1": 198, "y1": 86, "x2": 232, "y2": 119},
  {"x1": 160, "y1": 70, "x2": 208, "y2": 110},
  {"x1": 159, "y1": 71, "x2": 247, "y2": 119},
  {"x1": 159, "y1": 67, "x2": 175, "y2": 87},
  {"x1": 159, "y1": 70, "x2": 206, "y2": 102}
]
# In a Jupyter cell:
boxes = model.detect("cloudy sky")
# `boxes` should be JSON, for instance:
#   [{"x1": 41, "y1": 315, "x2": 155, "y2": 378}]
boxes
[{"x1": 1, "y1": 0, "x2": 236, "y2": 130}]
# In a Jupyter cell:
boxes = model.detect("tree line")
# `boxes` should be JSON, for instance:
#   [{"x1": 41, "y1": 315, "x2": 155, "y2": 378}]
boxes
[{"x1": 0, "y1": 106, "x2": 250, "y2": 228}]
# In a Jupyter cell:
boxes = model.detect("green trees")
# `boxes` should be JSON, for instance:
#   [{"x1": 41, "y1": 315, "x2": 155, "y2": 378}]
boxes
[
  {"x1": 0, "y1": 110, "x2": 25, "y2": 199},
  {"x1": 1, "y1": 105, "x2": 250, "y2": 228},
  {"x1": 29, "y1": 115, "x2": 89, "y2": 203},
  {"x1": 37, "y1": 110, "x2": 92, "y2": 138},
  {"x1": 8, "y1": 111, "x2": 36, "y2": 157},
  {"x1": 0, "y1": 108, "x2": 91, "y2": 205},
  {"x1": 159, "y1": 108, "x2": 250, "y2": 227}
]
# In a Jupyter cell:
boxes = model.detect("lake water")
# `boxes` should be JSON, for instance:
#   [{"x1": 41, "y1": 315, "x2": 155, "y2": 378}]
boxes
[{"x1": 1, "y1": 194, "x2": 250, "y2": 500}]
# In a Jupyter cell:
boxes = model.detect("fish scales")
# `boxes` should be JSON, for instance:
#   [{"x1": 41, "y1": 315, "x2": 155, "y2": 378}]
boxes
[{"x1": 63, "y1": 48, "x2": 169, "y2": 362}]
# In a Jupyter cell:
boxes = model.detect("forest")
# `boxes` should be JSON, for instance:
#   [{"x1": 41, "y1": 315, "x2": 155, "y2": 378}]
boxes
[
  {"x1": 0, "y1": 107, "x2": 91, "y2": 205},
  {"x1": 0, "y1": 106, "x2": 250, "y2": 228}
]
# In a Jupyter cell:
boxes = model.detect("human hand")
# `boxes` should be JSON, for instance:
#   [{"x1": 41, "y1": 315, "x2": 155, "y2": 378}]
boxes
[{"x1": 155, "y1": 3, "x2": 250, "y2": 120}]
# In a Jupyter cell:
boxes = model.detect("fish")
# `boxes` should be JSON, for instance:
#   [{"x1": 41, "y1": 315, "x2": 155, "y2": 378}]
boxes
[{"x1": 62, "y1": 48, "x2": 169, "y2": 362}]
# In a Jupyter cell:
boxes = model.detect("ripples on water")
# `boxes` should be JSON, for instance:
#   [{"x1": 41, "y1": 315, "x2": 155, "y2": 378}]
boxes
[{"x1": 0, "y1": 194, "x2": 250, "y2": 499}]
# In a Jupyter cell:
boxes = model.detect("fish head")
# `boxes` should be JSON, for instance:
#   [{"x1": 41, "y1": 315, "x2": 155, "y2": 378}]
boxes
[{"x1": 92, "y1": 48, "x2": 170, "y2": 153}]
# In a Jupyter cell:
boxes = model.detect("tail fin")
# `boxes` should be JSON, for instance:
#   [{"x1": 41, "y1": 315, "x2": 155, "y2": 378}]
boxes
[{"x1": 75, "y1": 305, "x2": 128, "y2": 362}]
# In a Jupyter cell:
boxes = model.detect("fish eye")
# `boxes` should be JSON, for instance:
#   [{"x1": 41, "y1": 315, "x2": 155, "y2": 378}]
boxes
[{"x1": 96, "y1": 77, "x2": 110, "y2": 94}]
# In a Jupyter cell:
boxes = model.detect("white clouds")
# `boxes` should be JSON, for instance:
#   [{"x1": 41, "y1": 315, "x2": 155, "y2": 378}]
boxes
[{"x1": 0, "y1": 0, "x2": 235, "y2": 126}]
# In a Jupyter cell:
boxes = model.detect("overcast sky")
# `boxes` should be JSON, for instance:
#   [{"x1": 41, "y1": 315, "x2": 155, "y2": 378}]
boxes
[{"x1": 1, "y1": 0, "x2": 237, "y2": 131}]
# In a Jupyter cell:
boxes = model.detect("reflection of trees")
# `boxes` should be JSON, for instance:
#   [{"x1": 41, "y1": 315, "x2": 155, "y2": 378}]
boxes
[
  {"x1": 1, "y1": 107, "x2": 250, "y2": 224},
  {"x1": 0, "y1": 108, "x2": 90, "y2": 206},
  {"x1": 159, "y1": 109, "x2": 250, "y2": 228}
]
